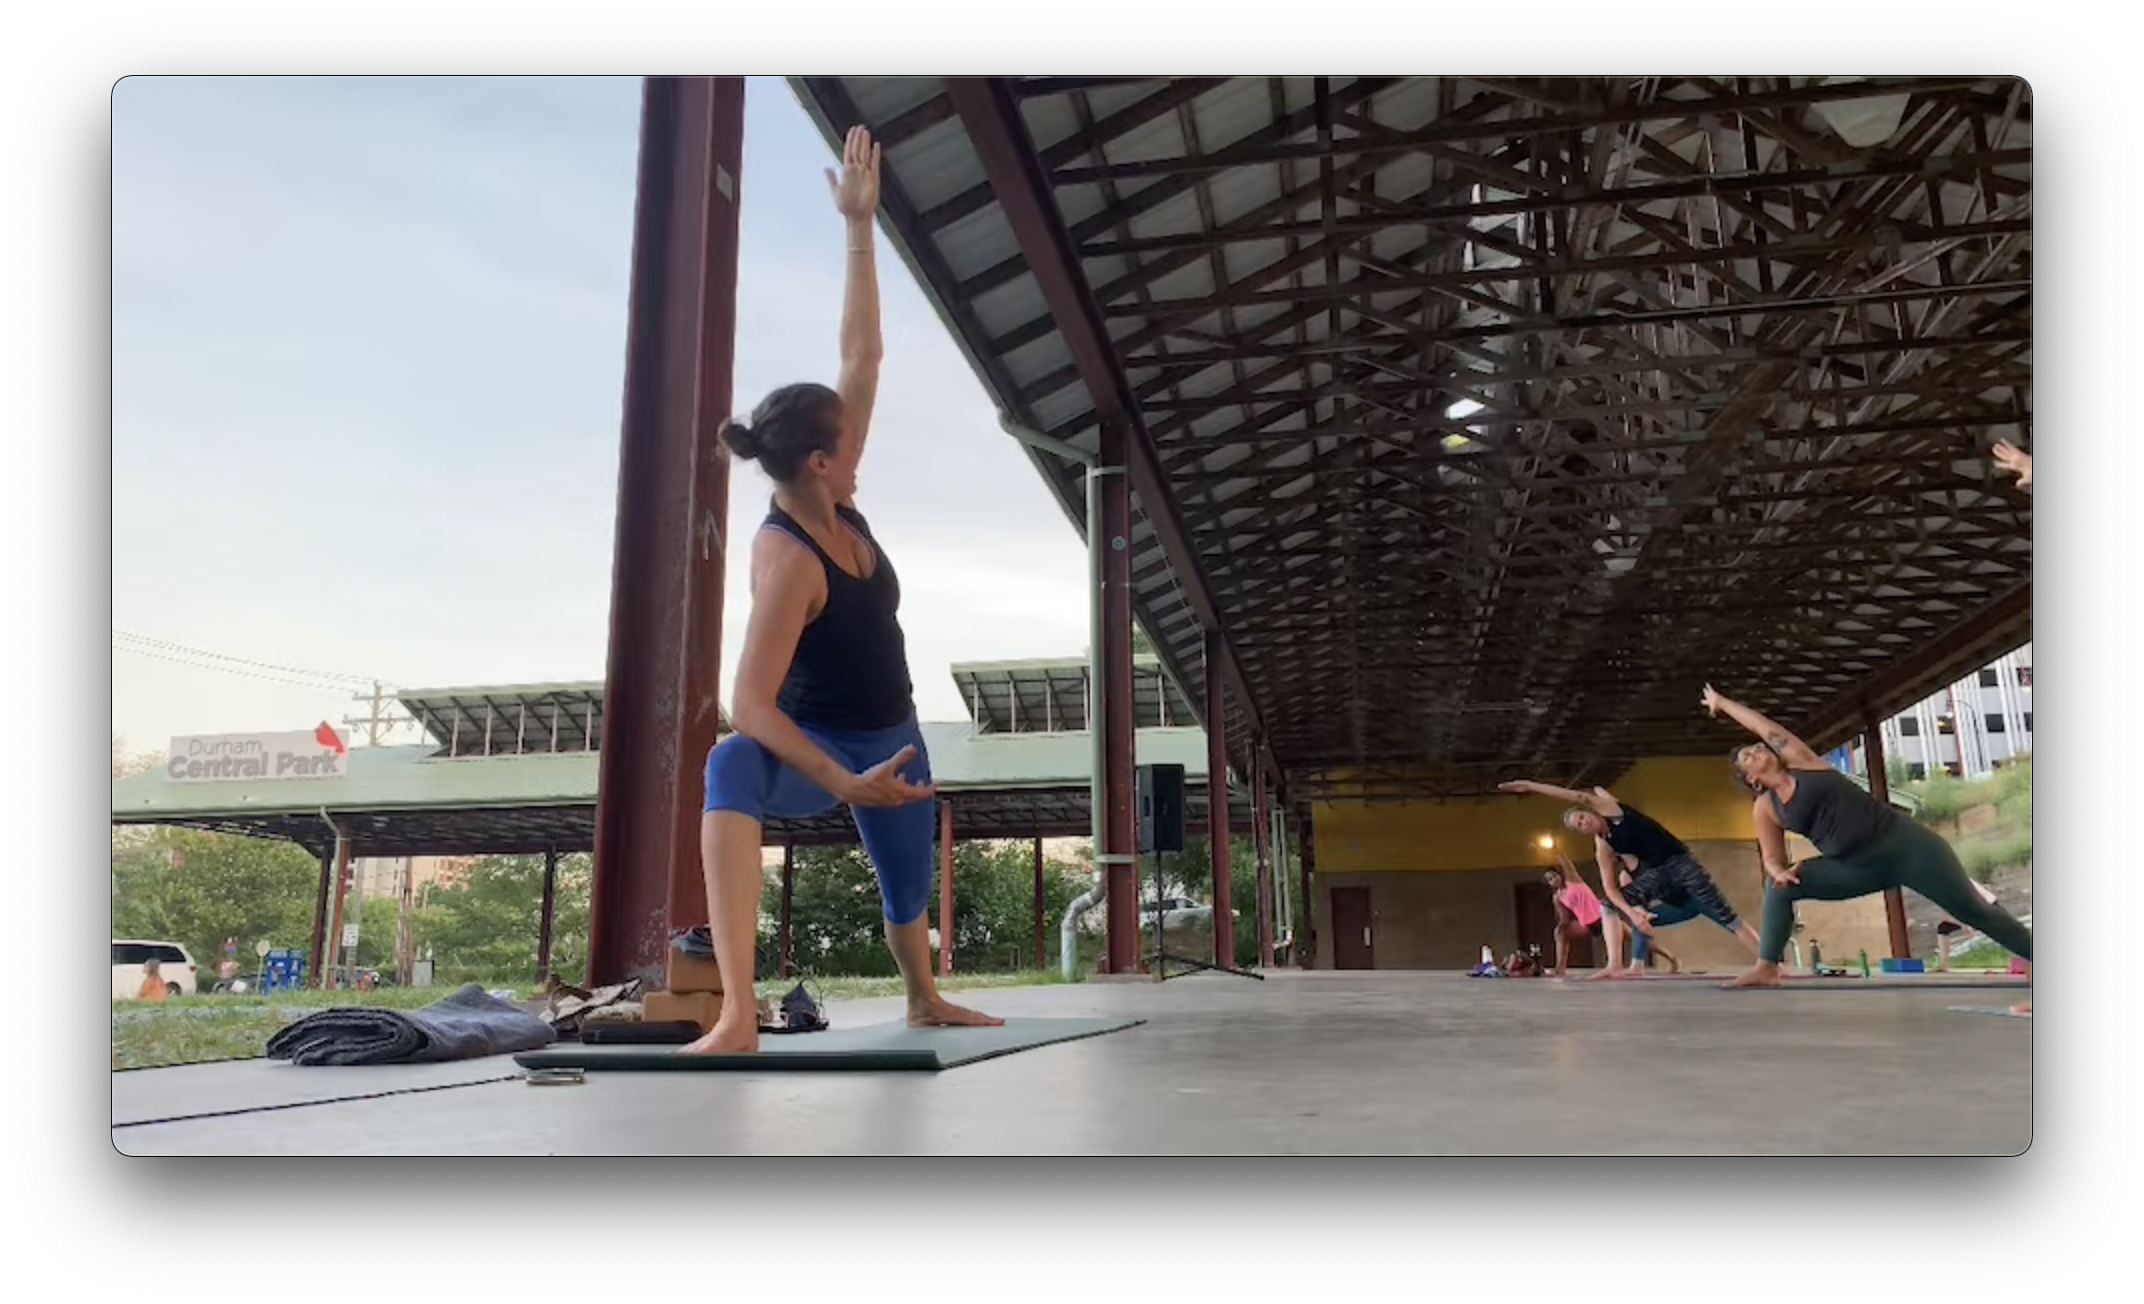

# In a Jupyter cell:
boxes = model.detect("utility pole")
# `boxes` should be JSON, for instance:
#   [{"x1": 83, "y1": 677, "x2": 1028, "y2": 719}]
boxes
[{"x1": 343, "y1": 679, "x2": 413, "y2": 747}]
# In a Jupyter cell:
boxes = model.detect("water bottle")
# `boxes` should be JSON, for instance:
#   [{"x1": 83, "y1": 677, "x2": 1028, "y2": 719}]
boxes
[{"x1": 1858, "y1": 949, "x2": 1870, "y2": 979}]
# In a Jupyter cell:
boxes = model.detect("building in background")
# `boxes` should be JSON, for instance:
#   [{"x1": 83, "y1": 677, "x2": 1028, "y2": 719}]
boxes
[{"x1": 1827, "y1": 643, "x2": 2031, "y2": 782}]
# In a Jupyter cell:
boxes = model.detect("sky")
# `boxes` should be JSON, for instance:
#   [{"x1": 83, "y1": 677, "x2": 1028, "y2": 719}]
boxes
[{"x1": 110, "y1": 75, "x2": 1092, "y2": 753}]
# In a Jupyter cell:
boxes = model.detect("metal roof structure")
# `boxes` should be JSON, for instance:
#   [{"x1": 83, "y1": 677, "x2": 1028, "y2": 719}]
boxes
[
  {"x1": 110, "y1": 721, "x2": 1239, "y2": 857},
  {"x1": 951, "y1": 653, "x2": 1198, "y2": 733},
  {"x1": 790, "y1": 76, "x2": 2032, "y2": 802},
  {"x1": 395, "y1": 682, "x2": 624, "y2": 756}
]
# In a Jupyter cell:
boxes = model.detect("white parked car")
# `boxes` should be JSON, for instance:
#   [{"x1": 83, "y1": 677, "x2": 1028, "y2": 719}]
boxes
[
  {"x1": 112, "y1": 939, "x2": 198, "y2": 999},
  {"x1": 1140, "y1": 896, "x2": 1213, "y2": 929}
]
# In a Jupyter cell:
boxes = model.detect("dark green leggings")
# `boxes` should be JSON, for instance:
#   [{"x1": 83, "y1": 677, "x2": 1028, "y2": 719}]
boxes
[{"x1": 1758, "y1": 818, "x2": 2032, "y2": 964}]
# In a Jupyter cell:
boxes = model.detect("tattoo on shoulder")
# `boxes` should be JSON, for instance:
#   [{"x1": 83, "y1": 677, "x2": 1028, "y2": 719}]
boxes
[{"x1": 1765, "y1": 731, "x2": 1790, "y2": 750}]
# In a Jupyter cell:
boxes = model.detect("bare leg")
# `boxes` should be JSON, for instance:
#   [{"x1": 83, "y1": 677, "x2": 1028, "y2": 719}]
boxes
[
  {"x1": 1937, "y1": 932, "x2": 1952, "y2": 972},
  {"x1": 2012, "y1": 960, "x2": 2031, "y2": 1015},
  {"x1": 1650, "y1": 943, "x2": 1682, "y2": 975},
  {"x1": 1731, "y1": 920, "x2": 1763, "y2": 958},
  {"x1": 1552, "y1": 912, "x2": 1574, "y2": 978},
  {"x1": 883, "y1": 915, "x2": 1004, "y2": 1028},
  {"x1": 1588, "y1": 915, "x2": 1631, "y2": 980},
  {"x1": 680, "y1": 811, "x2": 768, "y2": 1055}
]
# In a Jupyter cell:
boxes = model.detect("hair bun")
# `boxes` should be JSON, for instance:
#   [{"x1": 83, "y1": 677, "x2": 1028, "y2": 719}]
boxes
[{"x1": 721, "y1": 419, "x2": 762, "y2": 460}]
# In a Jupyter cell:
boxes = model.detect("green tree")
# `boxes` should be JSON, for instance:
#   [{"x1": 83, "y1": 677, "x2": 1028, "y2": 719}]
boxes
[
  {"x1": 110, "y1": 828, "x2": 321, "y2": 970},
  {"x1": 418, "y1": 853, "x2": 593, "y2": 986}
]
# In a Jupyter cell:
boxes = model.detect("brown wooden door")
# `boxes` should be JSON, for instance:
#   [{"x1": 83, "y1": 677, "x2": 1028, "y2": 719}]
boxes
[
  {"x1": 1513, "y1": 882, "x2": 1558, "y2": 957},
  {"x1": 1331, "y1": 887, "x2": 1374, "y2": 969}
]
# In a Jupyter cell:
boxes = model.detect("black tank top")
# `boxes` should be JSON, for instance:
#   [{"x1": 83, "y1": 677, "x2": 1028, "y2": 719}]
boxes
[
  {"x1": 1602, "y1": 803, "x2": 1689, "y2": 868},
  {"x1": 1768, "y1": 767, "x2": 1896, "y2": 860},
  {"x1": 765, "y1": 501, "x2": 914, "y2": 730}
]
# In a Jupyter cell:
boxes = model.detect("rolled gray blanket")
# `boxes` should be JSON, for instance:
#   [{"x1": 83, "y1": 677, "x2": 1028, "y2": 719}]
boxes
[{"x1": 266, "y1": 983, "x2": 557, "y2": 1066}]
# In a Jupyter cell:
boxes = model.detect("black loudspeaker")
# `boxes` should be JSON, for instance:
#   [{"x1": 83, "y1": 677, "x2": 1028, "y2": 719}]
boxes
[{"x1": 1136, "y1": 762, "x2": 1186, "y2": 854}]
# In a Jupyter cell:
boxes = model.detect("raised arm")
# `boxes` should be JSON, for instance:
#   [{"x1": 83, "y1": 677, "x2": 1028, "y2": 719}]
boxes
[
  {"x1": 826, "y1": 125, "x2": 884, "y2": 488},
  {"x1": 1992, "y1": 440, "x2": 2032, "y2": 492},
  {"x1": 1497, "y1": 779, "x2": 1619, "y2": 815},
  {"x1": 1700, "y1": 684, "x2": 1824, "y2": 770}
]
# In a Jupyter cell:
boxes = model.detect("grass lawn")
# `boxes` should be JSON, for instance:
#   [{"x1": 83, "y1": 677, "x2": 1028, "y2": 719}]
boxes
[{"x1": 111, "y1": 970, "x2": 1064, "y2": 1070}]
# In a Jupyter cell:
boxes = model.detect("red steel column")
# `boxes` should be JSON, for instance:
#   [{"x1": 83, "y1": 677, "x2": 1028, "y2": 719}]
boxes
[
  {"x1": 1297, "y1": 809, "x2": 1318, "y2": 969},
  {"x1": 1098, "y1": 419, "x2": 1141, "y2": 974},
  {"x1": 536, "y1": 848, "x2": 559, "y2": 982},
  {"x1": 306, "y1": 844, "x2": 334, "y2": 988},
  {"x1": 1863, "y1": 712, "x2": 1911, "y2": 959},
  {"x1": 778, "y1": 844, "x2": 796, "y2": 979},
  {"x1": 1032, "y1": 836, "x2": 1046, "y2": 970},
  {"x1": 1252, "y1": 756, "x2": 1274, "y2": 968},
  {"x1": 1204, "y1": 628, "x2": 1236, "y2": 969},
  {"x1": 938, "y1": 800, "x2": 956, "y2": 976},
  {"x1": 587, "y1": 76, "x2": 744, "y2": 986},
  {"x1": 321, "y1": 838, "x2": 354, "y2": 989}
]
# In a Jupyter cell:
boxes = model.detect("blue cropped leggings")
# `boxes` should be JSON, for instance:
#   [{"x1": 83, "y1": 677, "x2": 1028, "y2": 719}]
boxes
[{"x1": 702, "y1": 713, "x2": 936, "y2": 925}]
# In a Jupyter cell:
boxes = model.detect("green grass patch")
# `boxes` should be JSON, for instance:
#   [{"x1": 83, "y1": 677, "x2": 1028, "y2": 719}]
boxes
[
  {"x1": 1957, "y1": 827, "x2": 2034, "y2": 882},
  {"x1": 112, "y1": 971, "x2": 1066, "y2": 1070}
]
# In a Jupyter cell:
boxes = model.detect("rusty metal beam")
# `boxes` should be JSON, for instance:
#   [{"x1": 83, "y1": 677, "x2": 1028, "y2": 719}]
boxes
[
  {"x1": 942, "y1": 76, "x2": 1283, "y2": 792},
  {"x1": 1205, "y1": 628, "x2": 1236, "y2": 969},
  {"x1": 1862, "y1": 718, "x2": 1911, "y2": 960},
  {"x1": 1252, "y1": 756, "x2": 1274, "y2": 968},
  {"x1": 779, "y1": 844, "x2": 795, "y2": 979},
  {"x1": 588, "y1": 76, "x2": 744, "y2": 987},
  {"x1": 1794, "y1": 583, "x2": 2031, "y2": 753},
  {"x1": 537, "y1": 847, "x2": 559, "y2": 982},
  {"x1": 938, "y1": 799, "x2": 954, "y2": 976},
  {"x1": 1099, "y1": 419, "x2": 1141, "y2": 974}
]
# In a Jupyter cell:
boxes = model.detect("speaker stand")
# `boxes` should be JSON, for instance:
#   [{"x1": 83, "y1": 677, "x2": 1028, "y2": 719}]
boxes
[{"x1": 1143, "y1": 850, "x2": 1265, "y2": 982}]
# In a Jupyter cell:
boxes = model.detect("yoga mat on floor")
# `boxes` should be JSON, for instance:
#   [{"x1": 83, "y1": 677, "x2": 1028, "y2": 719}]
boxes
[
  {"x1": 512, "y1": 1016, "x2": 1144, "y2": 1073},
  {"x1": 1948, "y1": 1005, "x2": 2032, "y2": 1019},
  {"x1": 1728, "y1": 978, "x2": 2030, "y2": 991}
]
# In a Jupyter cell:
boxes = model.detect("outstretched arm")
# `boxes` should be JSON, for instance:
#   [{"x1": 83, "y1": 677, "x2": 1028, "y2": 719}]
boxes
[
  {"x1": 827, "y1": 125, "x2": 884, "y2": 494},
  {"x1": 1700, "y1": 684, "x2": 1825, "y2": 769},
  {"x1": 1992, "y1": 440, "x2": 2032, "y2": 492},
  {"x1": 1497, "y1": 779, "x2": 1619, "y2": 815}
]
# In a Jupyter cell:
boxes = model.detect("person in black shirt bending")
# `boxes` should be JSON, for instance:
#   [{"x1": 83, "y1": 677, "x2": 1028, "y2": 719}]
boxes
[{"x1": 1499, "y1": 778, "x2": 1763, "y2": 979}]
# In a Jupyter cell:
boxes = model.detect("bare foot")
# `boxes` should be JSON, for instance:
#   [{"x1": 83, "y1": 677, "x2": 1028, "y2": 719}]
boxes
[
  {"x1": 1619, "y1": 964, "x2": 1649, "y2": 980},
  {"x1": 1578, "y1": 968, "x2": 1620, "y2": 982},
  {"x1": 2009, "y1": 1000, "x2": 2032, "y2": 1016},
  {"x1": 679, "y1": 1011, "x2": 758, "y2": 1055},
  {"x1": 908, "y1": 997, "x2": 1005, "y2": 1029},
  {"x1": 1663, "y1": 957, "x2": 1683, "y2": 975},
  {"x1": 1722, "y1": 961, "x2": 1785, "y2": 990}
]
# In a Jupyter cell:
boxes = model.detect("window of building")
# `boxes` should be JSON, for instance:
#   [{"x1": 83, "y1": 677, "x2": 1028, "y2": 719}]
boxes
[
  {"x1": 1944, "y1": 761, "x2": 1964, "y2": 778},
  {"x1": 1897, "y1": 717, "x2": 1921, "y2": 737},
  {"x1": 1908, "y1": 763, "x2": 1927, "y2": 781},
  {"x1": 1986, "y1": 713, "x2": 2006, "y2": 734},
  {"x1": 2018, "y1": 666, "x2": 2032, "y2": 688},
  {"x1": 1935, "y1": 715, "x2": 1955, "y2": 735},
  {"x1": 1979, "y1": 668, "x2": 2000, "y2": 687},
  {"x1": 2023, "y1": 711, "x2": 2032, "y2": 733}
]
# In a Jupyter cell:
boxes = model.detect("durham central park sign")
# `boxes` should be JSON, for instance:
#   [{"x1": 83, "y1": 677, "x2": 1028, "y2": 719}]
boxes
[{"x1": 166, "y1": 725, "x2": 350, "y2": 782}]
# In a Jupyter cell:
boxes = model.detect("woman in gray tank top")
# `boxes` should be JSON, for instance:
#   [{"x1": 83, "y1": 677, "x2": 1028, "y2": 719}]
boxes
[{"x1": 1704, "y1": 685, "x2": 2031, "y2": 1013}]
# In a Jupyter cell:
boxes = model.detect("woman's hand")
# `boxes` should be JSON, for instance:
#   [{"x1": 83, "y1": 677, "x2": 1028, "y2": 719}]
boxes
[
  {"x1": 1700, "y1": 684, "x2": 1726, "y2": 717},
  {"x1": 826, "y1": 124, "x2": 882, "y2": 221},
  {"x1": 1765, "y1": 860, "x2": 1803, "y2": 889},
  {"x1": 1992, "y1": 440, "x2": 2032, "y2": 490},
  {"x1": 836, "y1": 744, "x2": 934, "y2": 808}
]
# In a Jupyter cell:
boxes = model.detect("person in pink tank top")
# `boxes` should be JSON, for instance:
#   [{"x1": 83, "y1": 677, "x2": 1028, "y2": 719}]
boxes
[{"x1": 1544, "y1": 856, "x2": 1607, "y2": 978}]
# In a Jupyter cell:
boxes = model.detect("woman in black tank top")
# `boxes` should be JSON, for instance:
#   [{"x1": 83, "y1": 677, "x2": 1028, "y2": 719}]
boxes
[
  {"x1": 1705, "y1": 685, "x2": 2031, "y2": 1006},
  {"x1": 678, "y1": 125, "x2": 1001, "y2": 1055}
]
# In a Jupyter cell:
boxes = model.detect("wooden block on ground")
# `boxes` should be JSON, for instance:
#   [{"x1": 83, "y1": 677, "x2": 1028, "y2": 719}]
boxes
[
  {"x1": 665, "y1": 947, "x2": 724, "y2": 995},
  {"x1": 643, "y1": 989, "x2": 721, "y2": 1032}
]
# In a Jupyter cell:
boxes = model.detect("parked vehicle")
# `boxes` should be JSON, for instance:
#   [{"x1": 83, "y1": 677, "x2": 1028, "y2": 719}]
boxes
[{"x1": 112, "y1": 939, "x2": 198, "y2": 999}]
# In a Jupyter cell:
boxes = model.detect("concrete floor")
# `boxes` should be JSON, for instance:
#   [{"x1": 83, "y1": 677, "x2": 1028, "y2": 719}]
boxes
[{"x1": 109, "y1": 971, "x2": 2031, "y2": 1156}]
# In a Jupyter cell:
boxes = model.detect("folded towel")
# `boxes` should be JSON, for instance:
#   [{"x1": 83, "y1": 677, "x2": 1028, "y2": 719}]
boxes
[{"x1": 266, "y1": 983, "x2": 557, "y2": 1066}]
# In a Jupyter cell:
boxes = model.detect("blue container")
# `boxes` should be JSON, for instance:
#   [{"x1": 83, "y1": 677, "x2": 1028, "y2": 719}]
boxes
[
  {"x1": 1879, "y1": 957, "x2": 1926, "y2": 974},
  {"x1": 262, "y1": 948, "x2": 307, "y2": 992}
]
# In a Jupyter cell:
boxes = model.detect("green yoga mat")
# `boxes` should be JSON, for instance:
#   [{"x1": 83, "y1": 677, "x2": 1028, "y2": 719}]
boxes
[{"x1": 513, "y1": 1016, "x2": 1144, "y2": 1073}]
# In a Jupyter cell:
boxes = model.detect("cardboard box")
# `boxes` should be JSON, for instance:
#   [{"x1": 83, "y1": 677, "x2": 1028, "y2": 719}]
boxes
[
  {"x1": 643, "y1": 989, "x2": 721, "y2": 1032},
  {"x1": 665, "y1": 947, "x2": 724, "y2": 995}
]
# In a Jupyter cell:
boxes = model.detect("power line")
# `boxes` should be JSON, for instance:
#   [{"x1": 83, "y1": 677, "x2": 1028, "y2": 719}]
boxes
[
  {"x1": 111, "y1": 628, "x2": 382, "y2": 686},
  {"x1": 113, "y1": 643, "x2": 363, "y2": 693}
]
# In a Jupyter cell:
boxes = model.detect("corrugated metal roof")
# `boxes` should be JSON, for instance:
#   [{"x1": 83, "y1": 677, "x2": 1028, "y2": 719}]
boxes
[{"x1": 110, "y1": 722, "x2": 1218, "y2": 822}]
